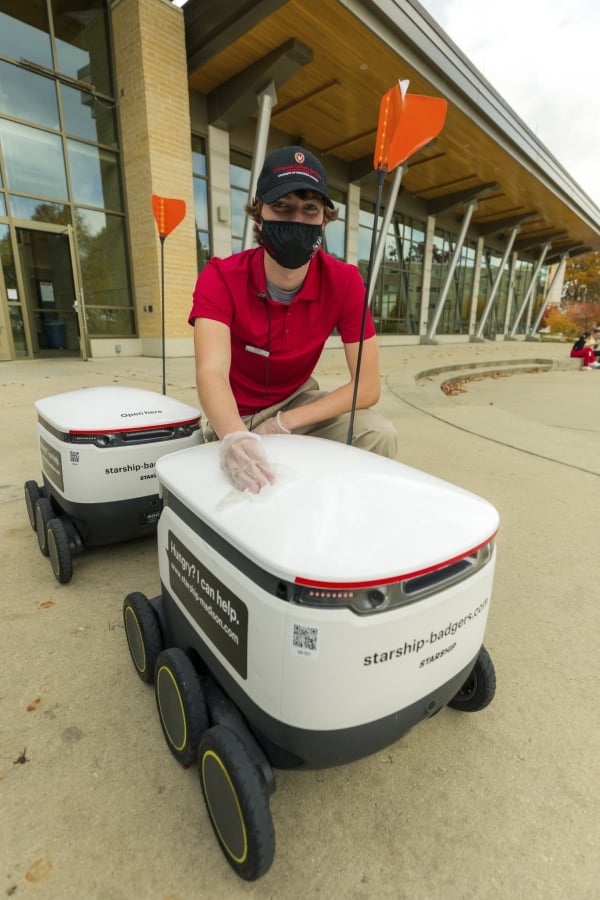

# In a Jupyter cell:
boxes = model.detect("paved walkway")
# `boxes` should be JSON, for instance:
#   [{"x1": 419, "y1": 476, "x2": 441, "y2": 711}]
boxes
[{"x1": 1, "y1": 339, "x2": 598, "y2": 899}]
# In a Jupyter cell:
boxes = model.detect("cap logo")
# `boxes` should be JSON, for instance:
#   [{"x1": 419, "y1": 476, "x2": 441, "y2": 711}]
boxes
[{"x1": 294, "y1": 151, "x2": 305, "y2": 164}]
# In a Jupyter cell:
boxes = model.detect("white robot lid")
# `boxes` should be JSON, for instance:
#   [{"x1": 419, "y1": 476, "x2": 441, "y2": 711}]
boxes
[
  {"x1": 157, "y1": 435, "x2": 500, "y2": 585},
  {"x1": 35, "y1": 386, "x2": 200, "y2": 432}
]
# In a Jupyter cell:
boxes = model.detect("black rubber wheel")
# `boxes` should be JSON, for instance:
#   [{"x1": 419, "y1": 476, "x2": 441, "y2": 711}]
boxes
[
  {"x1": 123, "y1": 593, "x2": 164, "y2": 684},
  {"x1": 448, "y1": 645, "x2": 496, "y2": 712},
  {"x1": 47, "y1": 517, "x2": 73, "y2": 584},
  {"x1": 24, "y1": 480, "x2": 41, "y2": 530},
  {"x1": 34, "y1": 497, "x2": 54, "y2": 557},
  {"x1": 198, "y1": 725, "x2": 275, "y2": 881},
  {"x1": 155, "y1": 648, "x2": 209, "y2": 766}
]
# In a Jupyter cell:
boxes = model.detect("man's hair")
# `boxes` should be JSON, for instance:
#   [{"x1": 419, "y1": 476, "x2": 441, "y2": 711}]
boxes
[{"x1": 245, "y1": 191, "x2": 339, "y2": 245}]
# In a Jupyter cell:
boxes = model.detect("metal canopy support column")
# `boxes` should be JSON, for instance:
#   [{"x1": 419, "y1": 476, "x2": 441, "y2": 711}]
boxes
[
  {"x1": 526, "y1": 251, "x2": 569, "y2": 340},
  {"x1": 422, "y1": 199, "x2": 476, "y2": 344},
  {"x1": 242, "y1": 81, "x2": 277, "y2": 250},
  {"x1": 503, "y1": 251, "x2": 518, "y2": 334},
  {"x1": 471, "y1": 225, "x2": 519, "y2": 341},
  {"x1": 367, "y1": 164, "x2": 406, "y2": 306},
  {"x1": 418, "y1": 216, "x2": 436, "y2": 336},
  {"x1": 506, "y1": 242, "x2": 550, "y2": 339},
  {"x1": 467, "y1": 235, "x2": 484, "y2": 334}
]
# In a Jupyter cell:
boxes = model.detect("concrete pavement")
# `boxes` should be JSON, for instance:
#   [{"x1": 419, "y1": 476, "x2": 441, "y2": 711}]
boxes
[{"x1": 1, "y1": 338, "x2": 598, "y2": 899}]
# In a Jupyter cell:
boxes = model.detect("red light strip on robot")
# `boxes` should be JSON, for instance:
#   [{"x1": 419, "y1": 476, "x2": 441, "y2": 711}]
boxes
[
  {"x1": 68, "y1": 416, "x2": 200, "y2": 435},
  {"x1": 294, "y1": 532, "x2": 498, "y2": 588}
]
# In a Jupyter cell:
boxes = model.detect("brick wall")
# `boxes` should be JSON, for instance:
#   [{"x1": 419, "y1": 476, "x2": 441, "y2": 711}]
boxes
[{"x1": 111, "y1": 0, "x2": 197, "y2": 351}]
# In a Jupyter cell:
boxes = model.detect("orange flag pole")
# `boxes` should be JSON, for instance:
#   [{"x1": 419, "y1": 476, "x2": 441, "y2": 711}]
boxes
[
  {"x1": 347, "y1": 81, "x2": 448, "y2": 443},
  {"x1": 151, "y1": 195, "x2": 186, "y2": 394}
]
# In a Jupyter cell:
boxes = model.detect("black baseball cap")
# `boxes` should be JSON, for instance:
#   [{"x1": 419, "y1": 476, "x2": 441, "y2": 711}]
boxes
[{"x1": 256, "y1": 146, "x2": 334, "y2": 208}]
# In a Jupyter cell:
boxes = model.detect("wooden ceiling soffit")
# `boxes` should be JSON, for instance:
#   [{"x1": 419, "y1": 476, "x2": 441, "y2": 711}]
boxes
[
  {"x1": 271, "y1": 80, "x2": 340, "y2": 118},
  {"x1": 185, "y1": 0, "x2": 289, "y2": 70},
  {"x1": 477, "y1": 212, "x2": 539, "y2": 236},
  {"x1": 206, "y1": 39, "x2": 313, "y2": 130},
  {"x1": 427, "y1": 182, "x2": 500, "y2": 216},
  {"x1": 514, "y1": 231, "x2": 567, "y2": 252},
  {"x1": 546, "y1": 244, "x2": 591, "y2": 262}
]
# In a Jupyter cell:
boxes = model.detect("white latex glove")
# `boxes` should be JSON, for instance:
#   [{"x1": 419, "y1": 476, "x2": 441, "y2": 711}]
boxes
[
  {"x1": 219, "y1": 431, "x2": 275, "y2": 494},
  {"x1": 253, "y1": 411, "x2": 291, "y2": 436}
]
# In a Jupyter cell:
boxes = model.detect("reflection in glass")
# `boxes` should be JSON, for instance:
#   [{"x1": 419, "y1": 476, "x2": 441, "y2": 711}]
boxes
[
  {"x1": 61, "y1": 85, "x2": 117, "y2": 147},
  {"x1": 323, "y1": 191, "x2": 346, "y2": 260},
  {"x1": 9, "y1": 196, "x2": 72, "y2": 225},
  {"x1": 0, "y1": 60, "x2": 60, "y2": 129},
  {"x1": 0, "y1": 195, "x2": 6, "y2": 216},
  {"x1": 74, "y1": 207, "x2": 134, "y2": 335},
  {"x1": 358, "y1": 207, "x2": 376, "y2": 267},
  {"x1": 192, "y1": 135, "x2": 207, "y2": 176},
  {"x1": 429, "y1": 226, "x2": 477, "y2": 335},
  {"x1": 193, "y1": 177, "x2": 208, "y2": 232},
  {"x1": 9, "y1": 305, "x2": 28, "y2": 356},
  {"x1": 52, "y1": 0, "x2": 113, "y2": 96},
  {"x1": 0, "y1": 119, "x2": 68, "y2": 200},
  {"x1": 193, "y1": 177, "x2": 209, "y2": 271},
  {"x1": 230, "y1": 152, "x2": 251, "y2": 250},
  {"x1": 0, "y1": 8, "x2": 52, "y2": 68},
  {"x1": 85, "y1": 307, "x2": 135, "y2": 336},
  {"x1": 67, "y1": 139, "x2": 122, "y2": 210},
  {"x1": 0, "y1": 224, "x2": 17, "y2": 291},
  {"x1": 230, "y1": 154, "x2": 251, "y2": 191},
  {"x1": 1, "y1": 223, "x2": 26, "y2": 354},
  {"x1": 230, "y1": 188, "x2": 247, "y2": 246}
]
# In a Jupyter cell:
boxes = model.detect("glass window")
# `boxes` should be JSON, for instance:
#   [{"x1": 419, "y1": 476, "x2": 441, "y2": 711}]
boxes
[
  {"x1": 0, "y1": 61, "x2": 60, "y2": 130},
  {"x1": 358, "y1": 203, "x2": 380, "y2": 272},
  {"x1": 61, "y1": 85, "x2": 117, "y2": 147},
  {"x1": 509, "y1": 259, "x2": 533, "y2": 333},
  {"x1": 322, "y1": 187, "x2": 346, "y2": 259},
  {"x1": 0, "y1": 222, "x2": 28, "y2": 355},
  {"x1": 0, "y1": 7, "x2": 52, "y2": 68},
  {"x1": 193, "y1": 178, "x2": 208, "y2": 234},
  {"x1": 67, "y1": 139, "x2": 122, "y2": 210},
  {"x1": 51, "y1": 0, "x2": 113, "y2": 96},
  {"x1": 84, "y1": 306, "x2": 135, "y2": 336},
  {"x1": 193, "y1": 177, "x2": 209, "y2": 271},
  {"x1": 230, "y1": 151, "x2": 251, "y2": 252},
  {"x1": 192, "y1": 136, "x2": 207, "y2": 177},
  {"x1": 9, "y1": 304, "x2": 28, "y2": 355},
  {"x1": 0, "y1": 223, "x2": 17, "y2": 292},
  {"x1": 368, "y1": 212, "x2": 427, "y2": 335},
  {"x1": 0, "y1": 119, "x2": 68, "y2": 200},
  {"x1": 74, "y1": 208, "x2": 133, "y2": 320},
  {"x1": 9, "y1": 196, "x2": 71, "y2": 225},
  {"x1": 0, "y1": 194, "x2": 6, "y2": 216},
  {"x1": 191, "y1": 136, "x2": 210, "y2": 270},
  {"x1": 430, "y1": 226, "x2": 476, "y2": 335}
]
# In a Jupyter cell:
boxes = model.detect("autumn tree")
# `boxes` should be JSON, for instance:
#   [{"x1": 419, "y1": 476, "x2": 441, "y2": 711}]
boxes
[{"x1": 562, "y1": 250, "x2": 600, "y2": 303}]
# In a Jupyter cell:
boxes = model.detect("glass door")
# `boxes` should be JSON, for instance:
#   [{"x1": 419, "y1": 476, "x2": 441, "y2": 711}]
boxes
[
  {"x1": 15, "y1": 223, "x2": 85, "y2": 358},
  {"x1": 0, "y1": 264, "x2": 11, "y2": 360}
]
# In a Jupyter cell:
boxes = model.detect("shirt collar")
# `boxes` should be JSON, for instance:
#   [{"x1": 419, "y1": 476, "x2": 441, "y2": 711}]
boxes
[{"x1": 251, "y1": 247, "x2": 321, "y2": 302}]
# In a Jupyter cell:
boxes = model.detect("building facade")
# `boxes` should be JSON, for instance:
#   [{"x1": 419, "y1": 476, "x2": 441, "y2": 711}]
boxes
[{"x1": 0, "y1": 0, "x2": 598, "y2": 361}]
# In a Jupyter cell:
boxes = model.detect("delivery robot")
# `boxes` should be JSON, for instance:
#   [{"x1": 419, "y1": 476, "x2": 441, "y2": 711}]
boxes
[
  {"x1": 25, "y1": 385, "x2": 201, "y2": 583},
  {"x1": 123, "y1": 435, "x2": 498, "y2": 880}
]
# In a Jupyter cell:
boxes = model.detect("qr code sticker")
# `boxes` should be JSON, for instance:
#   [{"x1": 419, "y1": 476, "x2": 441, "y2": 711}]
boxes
[{"x1": 292, "y1": 623, "x2": 319, "y2": 656}]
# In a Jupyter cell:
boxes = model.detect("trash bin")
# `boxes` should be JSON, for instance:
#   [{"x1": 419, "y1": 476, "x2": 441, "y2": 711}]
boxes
[{"x1": 45, "y1": 321, "x2": 66, "y2": 349}]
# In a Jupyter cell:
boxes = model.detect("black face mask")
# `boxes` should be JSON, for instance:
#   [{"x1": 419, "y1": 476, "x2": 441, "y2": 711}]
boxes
[{"x1": 261, "y1": 221, "x2": 323, "y2": 269}]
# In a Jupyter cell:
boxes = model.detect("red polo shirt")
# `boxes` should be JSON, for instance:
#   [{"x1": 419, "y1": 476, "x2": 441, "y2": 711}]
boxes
[{"x1": 189, "y1": 247, "x2": 374, "y2": 416}]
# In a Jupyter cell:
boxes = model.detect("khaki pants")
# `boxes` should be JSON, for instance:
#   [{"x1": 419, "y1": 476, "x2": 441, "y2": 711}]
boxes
[{"x1": 202, "y1": 378, "x2": 398, "y2": 459}]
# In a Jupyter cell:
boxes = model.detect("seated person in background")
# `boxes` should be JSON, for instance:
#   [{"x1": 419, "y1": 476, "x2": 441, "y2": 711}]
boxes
[
  {"x1": 592, "y1": 327, "x2": 600, "y2": 361},
  {"x1": 570, "y1": 330, "x2": 600, "y2": 369}
]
